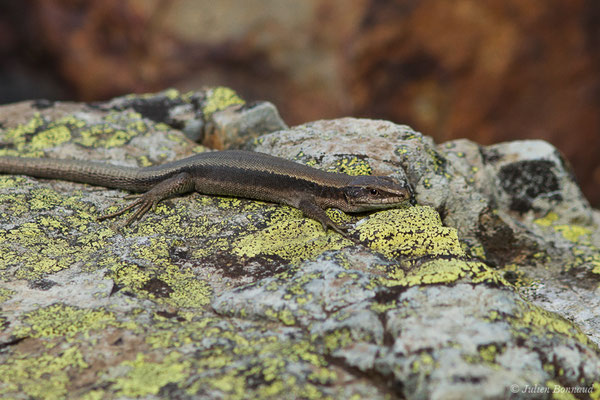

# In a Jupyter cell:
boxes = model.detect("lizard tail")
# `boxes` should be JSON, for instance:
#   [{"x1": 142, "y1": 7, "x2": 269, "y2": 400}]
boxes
[{"x1": 0, "y1": 156, "x2": 152, "y2": 192}]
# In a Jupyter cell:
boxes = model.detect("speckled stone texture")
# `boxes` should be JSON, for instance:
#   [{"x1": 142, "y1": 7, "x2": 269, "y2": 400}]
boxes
[{"x1": 0, "y1": 90, "x2": 599, "y2": 399}]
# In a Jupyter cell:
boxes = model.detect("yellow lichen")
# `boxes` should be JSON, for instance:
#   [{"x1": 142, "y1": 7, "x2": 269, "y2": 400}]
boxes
[
  {"x1": 370, "y1": 300, "x2": 397, "y2": 313},
  {"x1": 323, "y1": 328, "x2": 353, "y2": 351},
  {"x1": 202, "y1": 87, "x2": 245, "y2": 119},
  {"x1": 332, "y1": 156, "x2": 373, "y2": 176},
  {"x1": 142, "y1": 318, "x2": 334, "y2": 399},
  {"x1": 533, "y1": 211, "x2": 559, "y2": 227},
  {"x1": 113, "y1": 353, "x2": 190, "y2": 397},
  {"x1": 166, "y1": 276, "x2": 213, "y2": 308},
  {"x1": 356, "y1": 205, "x2": 464, "y2": 260},
  {"x1": 54, "y1": 115, "x2": 88, "y2": 129},
  {"x1": 109, "y1": 260, "x2": 212, "y2": 309},
  {"x1": 264, "y1": 307, "x2": 297, "y2": 326},
  {"x1": 0, "y1": 209, "x2": 114, "y2": 280},
  {"x1": 0, "y1": 112, "x2": 44, "y2": 154},
  {"x1": 232, "y1": 210, "x2": 351, "y2": 263},
  {"x1": 357, "y1": 205, "x2": 507, "y2": 287},
  {"x1": 80, "y1": 390, "x2": 106, "y2": 400},
  {"x1": 30, "y1": 125, "x2": 71, "y2": 150},
  {"x1": 77, "y1": 123, "x2": 140, "y2": 148},
  {"x1": 511, "y1": 303, "x2": 593, "y2": 346},
  {"x1": 0, "y1": 287, "x2": 14, "y2": 303},
  {"x1": 546, "y1": 380, "x2": 578, "y2": 400},
  {"x1": 533, "y1": 212, "x2": 592, "y2": 243},
  {"x1": 163, "y1": 88, "x2": 181, "y2": 100},
  {"x1": 0, "y1": 346, "x2": 88, "y2": 400},
  {"x1": 554, "y1": 225, "x2": 591, "y2": 243},
  {"x1": 411, "y1": 352, "x2": 436, "y2": 374},
  {"x1": 381, "y1": 259, "x2": 494, "y2": 287},
  {"x1": 13, "y1": 304, "x2": 118, "y2": 341},
  {"x1": 479, "y1": 344, "x2": 498, "y2": 363},
  {"x1": 107, "y1": 234, "x2": 212, "y2": 309},
  {"x1": 467, "y1": 243, "x2": 487, "y2": 260},
  {"x1": 591, "y1": 382, "x2": 600, "y2": 400}
]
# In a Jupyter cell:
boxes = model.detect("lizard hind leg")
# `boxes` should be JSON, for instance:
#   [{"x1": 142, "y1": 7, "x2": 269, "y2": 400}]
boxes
[{"x1": 97, "y1": 172, "x2": 195, "y2": 226}]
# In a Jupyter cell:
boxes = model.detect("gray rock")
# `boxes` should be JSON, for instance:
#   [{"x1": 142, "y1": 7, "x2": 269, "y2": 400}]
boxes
[{"x1": 0, "y1": 94, "x2": 599, "y2": 399}]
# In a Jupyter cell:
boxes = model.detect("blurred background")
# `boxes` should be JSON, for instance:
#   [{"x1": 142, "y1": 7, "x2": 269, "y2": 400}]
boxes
[{"x1": 1, "y1": 0, "x2": 599, "y2": 206}]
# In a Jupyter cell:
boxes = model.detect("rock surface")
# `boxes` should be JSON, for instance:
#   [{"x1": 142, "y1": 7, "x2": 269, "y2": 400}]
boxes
[{"x1": 1, "y1": 90, "x2": 599, "y2": 399}]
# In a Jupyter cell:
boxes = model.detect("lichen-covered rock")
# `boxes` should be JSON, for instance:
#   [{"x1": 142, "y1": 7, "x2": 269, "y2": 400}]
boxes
[
  {"x1": 99, "y1": 87, "x2": 287, "y2": 146},
  {"x1": 1, "y1": 91, "x2": 599, "y2": 399}
]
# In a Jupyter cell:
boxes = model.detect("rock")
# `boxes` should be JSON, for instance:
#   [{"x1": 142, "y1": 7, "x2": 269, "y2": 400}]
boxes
[
  {"x1": 0, "y1": 93, "x2": 599, "y2": 399},
  {"x1": 98, "y1": 87, "x2": 286, "y2": 147},
  {"x1": 207, "y1": 100, "x2": 287, "y2": 149}
]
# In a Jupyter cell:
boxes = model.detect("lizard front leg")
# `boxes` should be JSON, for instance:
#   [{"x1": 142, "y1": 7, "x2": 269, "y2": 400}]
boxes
[
  {"x1": 98, "y1": 172, "x2": 195, "y2": 226},
  {"x1": 297, "y1": 198, "x2": 348, "y2": 236}
]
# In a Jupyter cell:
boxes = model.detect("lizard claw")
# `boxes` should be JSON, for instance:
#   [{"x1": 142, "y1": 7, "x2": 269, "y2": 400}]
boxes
[
  {"x1": 96, "y1": 172, "x2": 193, "y2": 226},
  {"x1": 323, "y1": 220, "x2": 349, "y2": 237},
  {"x1": 97, "y1": 194, "x2": 160, "y2": 226}
]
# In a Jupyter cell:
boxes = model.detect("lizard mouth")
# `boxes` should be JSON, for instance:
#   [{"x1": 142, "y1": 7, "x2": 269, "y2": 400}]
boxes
[
  {"x1": 351, "y1": 195, "x2": 409, "y2": 209},
  {"x1": 346, "y1": 190, "x2": 412, "y2": 211}
]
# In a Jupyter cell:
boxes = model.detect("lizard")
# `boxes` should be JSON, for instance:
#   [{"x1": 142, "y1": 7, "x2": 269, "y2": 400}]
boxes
[{"x1": 0, "y1": 150, "x2": 412, "y2": 235}]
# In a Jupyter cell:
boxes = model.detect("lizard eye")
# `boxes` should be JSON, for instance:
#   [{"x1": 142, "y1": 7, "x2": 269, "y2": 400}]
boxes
[{"x1": 369, "y1": 189, "x2": 379, "y2": 196}]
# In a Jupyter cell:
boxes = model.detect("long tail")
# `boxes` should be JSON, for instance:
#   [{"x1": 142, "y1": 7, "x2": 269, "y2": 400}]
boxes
[{"x1": 0, "y1": 156, "x2": 154, "y2": 192}]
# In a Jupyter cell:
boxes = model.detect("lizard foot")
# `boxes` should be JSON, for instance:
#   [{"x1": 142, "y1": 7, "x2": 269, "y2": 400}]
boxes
[
  {"x1": 97, "y1": 192, "x2": 162, "y2": 226},
  {"x1": 97, "y1": 172, "x2": 194, "y2": 226}
]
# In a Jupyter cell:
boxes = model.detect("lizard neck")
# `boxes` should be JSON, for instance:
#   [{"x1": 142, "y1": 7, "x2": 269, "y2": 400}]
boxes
[{"x1": 314, "y1": 185, "x2": 350, "y2": 211}]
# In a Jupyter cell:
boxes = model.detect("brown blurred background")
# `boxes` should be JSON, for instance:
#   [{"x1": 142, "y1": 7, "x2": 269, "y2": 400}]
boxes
[{"x1": 1, "y1": 0, "x2": 599, "y2": 206}]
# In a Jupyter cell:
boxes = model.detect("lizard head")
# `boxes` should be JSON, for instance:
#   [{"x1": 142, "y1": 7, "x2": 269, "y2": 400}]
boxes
[{"x1": 342, "y1": 175, "x2": 413, "y2": 212}]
